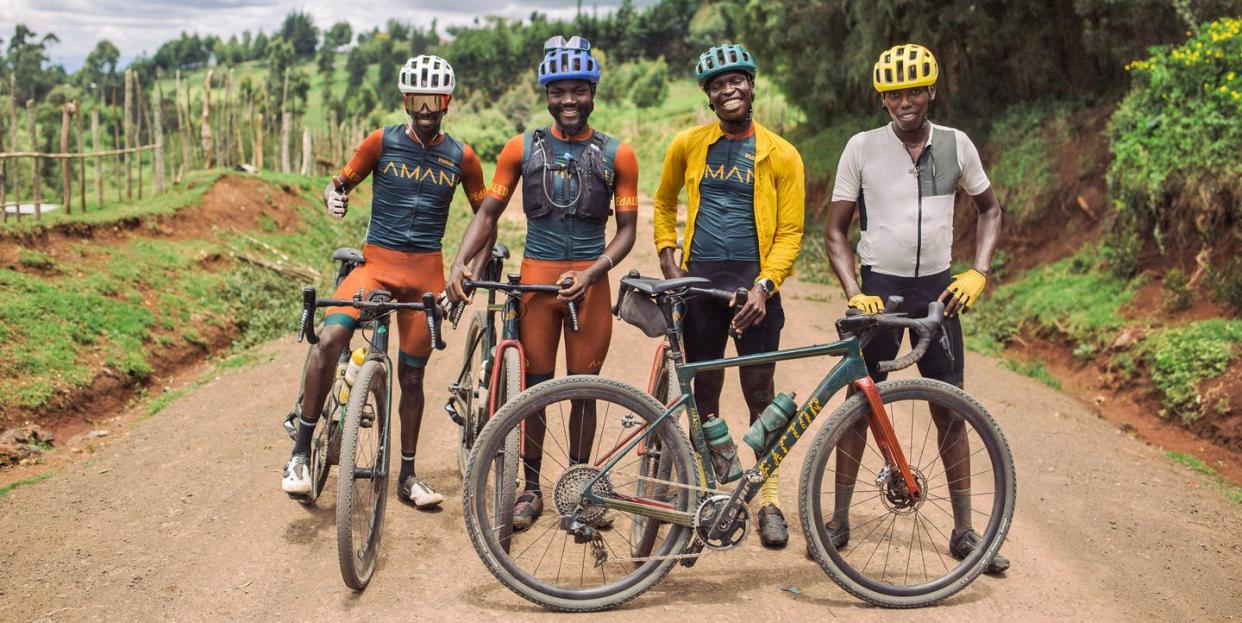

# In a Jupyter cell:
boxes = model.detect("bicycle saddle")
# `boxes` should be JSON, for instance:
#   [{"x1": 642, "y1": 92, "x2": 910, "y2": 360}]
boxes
[
  {"x1": 332, "y1": 247, "x2": 365, "y2": 265},
  {"x1": 620, "y1": 275, "x2": 710, "y2": 295},
  {"x1": 492, "y1": 242, "x2": 510, "y2": 260}
]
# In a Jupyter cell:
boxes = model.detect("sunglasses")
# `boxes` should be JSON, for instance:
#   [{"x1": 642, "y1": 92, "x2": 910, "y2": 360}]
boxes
[
  {"x1": 544, "y1": 35, "x2": 590, "y2": 51},
  {"x1": 404, "y1": 94, "x2": 449, "y2": 112}
]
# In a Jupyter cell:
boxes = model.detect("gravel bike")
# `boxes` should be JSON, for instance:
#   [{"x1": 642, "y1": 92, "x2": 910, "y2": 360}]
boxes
[
  {"x1": 446, "y1": 254, "x2": 580, "y2": 553},
  {"x1": 296, "y1": 279, "x2": 445, "y2": 590},
  {"x1": 462, "y1": 273, "x2": 1015, "y2": 610}
]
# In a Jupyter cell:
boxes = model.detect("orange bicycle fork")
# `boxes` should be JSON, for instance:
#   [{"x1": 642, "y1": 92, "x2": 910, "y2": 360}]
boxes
[{"x1": 853, "y1": 376, "x2": 922, "y2": 501}]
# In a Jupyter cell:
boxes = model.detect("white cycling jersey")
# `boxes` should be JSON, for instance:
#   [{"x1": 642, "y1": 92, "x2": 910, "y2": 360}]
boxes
[{"x1": 832, "y1": 122, "x2": 990, "y2": 278}]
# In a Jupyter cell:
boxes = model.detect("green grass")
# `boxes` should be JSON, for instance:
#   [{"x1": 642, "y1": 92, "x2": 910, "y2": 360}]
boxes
[
  {"x1": 987, "y1": 102, "x2": 1077, "y2": 227},
  {"x1": 1002, "y1": 359, "x2": 1062, "y2": 390},
  {"x1": 1142, "y1": 320, "x2": 1242, "y2": 421},
  {"x1": 0, "y1": 471, "x2": 53, "y2": 499},
  {"x1": 1166, "y1": 451, "x2": 1242, "y2": 505},
  {"x1": 963, "y1": 247, "x2": 1134, "y2": 355}
]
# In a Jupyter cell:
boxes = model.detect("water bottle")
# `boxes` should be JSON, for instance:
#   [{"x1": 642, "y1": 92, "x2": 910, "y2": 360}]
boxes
[
  {"x1": 338, "y1": 347, "x2": 367, "y2": 403},
  {"x1": 743, "y1": 393, "x2": 798, "y2": 453},
  {"x1": 702, "y1": 414, "x2": 744, "y2": 483}
]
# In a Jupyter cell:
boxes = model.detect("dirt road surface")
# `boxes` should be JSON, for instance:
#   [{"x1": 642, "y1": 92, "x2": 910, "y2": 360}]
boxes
[{"x1": 2, "y1": 201, "x2": 1240, "y2": 622}]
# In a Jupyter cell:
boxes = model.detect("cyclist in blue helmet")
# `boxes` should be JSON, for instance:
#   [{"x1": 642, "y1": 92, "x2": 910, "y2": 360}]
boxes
[{"x1": 448, "y1": 35, "x2": 639, "y2": 533}]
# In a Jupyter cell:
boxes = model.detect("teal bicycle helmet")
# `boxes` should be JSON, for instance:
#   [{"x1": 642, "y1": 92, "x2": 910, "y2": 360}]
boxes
[{"x1": 695, "y1": 43, "x2": 757, "y2": 86}]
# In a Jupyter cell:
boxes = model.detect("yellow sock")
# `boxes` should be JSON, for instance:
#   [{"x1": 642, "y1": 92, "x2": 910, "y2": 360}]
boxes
[{"x1": 758, "y1": 470, "x2": 780, "y2": 508}]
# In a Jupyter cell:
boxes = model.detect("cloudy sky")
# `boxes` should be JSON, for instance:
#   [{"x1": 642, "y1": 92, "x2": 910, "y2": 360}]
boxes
[{"x1": 0, "y1": 0, "x2": 655, "y2": 71}]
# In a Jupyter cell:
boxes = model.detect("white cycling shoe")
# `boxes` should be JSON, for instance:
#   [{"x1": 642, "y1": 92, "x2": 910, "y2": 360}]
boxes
[
  {"x1": 282, "y1": 454, "x2": 312, "y2": 495},
  {"x1": 398, "y1": 476, "x2": 444, "y2": 508}
]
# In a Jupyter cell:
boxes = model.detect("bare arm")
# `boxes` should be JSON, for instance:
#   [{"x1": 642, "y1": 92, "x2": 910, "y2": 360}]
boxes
[
  {"x1": 825, "y1": 199, "x2": 863, "y2": 299},
  {"x1": 970, "y1": 186, "x2": 1002, "y2": 274},
  {"x1": 447, "y1": 195, "x2": 507, "y2": 302}
]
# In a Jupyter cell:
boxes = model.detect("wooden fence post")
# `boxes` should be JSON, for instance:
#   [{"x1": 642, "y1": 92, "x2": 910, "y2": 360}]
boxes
[
  {"x1": 1, "y1": 105, "x2": 6, "y2": 222},
  {"x1": 175, "y1": 70, "x2": 189, "y2": 178},
  {"x1": 8, "y1": 74, "x2": 17, "y2": 199},
  {"x1": 134, "y1": 72, "x2": 148, "y2": 200},
  {"x1": 92, "y1": 109, "x2": 102, "y2": 209},
  {"x1": 60, "y1": 101, "x2": 72, "y2": 213},
  {"x1": 27, "y1": 99, "x2": 39, "y2": 219},
  {"x1": 123, "y1": 69, "x2": 133, "y2": 201},
  {"x1": 76, "y1": 101, "x2": 85, "y2": 212},
  {"x1": 112, "y1": 109, "x2": 122, "y2": 203},
  {"x1": 254, "y1": 112, "x2": 264, "y2": 170},
  {"x1": 300, "y1": 126, "x2": 311, "y2": 175},
  {"x1": 201, "y1": 69, "x2": 214, "y2": 168},
  {"x1": 222, "y1": 68, "x2": 234, "y2": 168},
  {"x1": 152, "y1": 88, "x2": 165, "y2": 193}
]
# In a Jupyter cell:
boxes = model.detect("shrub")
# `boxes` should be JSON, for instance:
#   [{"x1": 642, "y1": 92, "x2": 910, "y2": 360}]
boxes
[
  {"x1": 1107, "y1": 18, "x2": 1242, "y2": 270},
  {"x1": 1142, "y1": 319, "x2": 1242, "y2": 420}
]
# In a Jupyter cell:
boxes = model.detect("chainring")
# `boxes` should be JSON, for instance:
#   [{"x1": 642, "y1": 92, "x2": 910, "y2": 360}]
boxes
[{"x1": 693, "y1": 494, "x2": 750, "y2": 550}]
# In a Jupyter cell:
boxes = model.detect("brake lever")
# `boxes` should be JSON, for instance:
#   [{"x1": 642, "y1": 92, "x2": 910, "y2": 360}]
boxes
[
  {"x1": 300, "y1": 287, "x2": 319, "y2": 345},
  {"x1": 423, "y1": 292, "x2": 446, "y2": 351},
  {"x1": 560, "y1": 278, "x2": 581, "y2": 332},
  {"x1": 727, "y1": 287, "x2": 748, "y2": 339}
]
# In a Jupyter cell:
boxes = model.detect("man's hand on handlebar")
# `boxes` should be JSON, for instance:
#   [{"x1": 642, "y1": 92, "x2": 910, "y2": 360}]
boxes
[
  {"x1": 731, "y1": 282, "x2": 768, "y2": 334},
  {"x1": 556, "y1": 270, "x2": 596, "y2": 303},
  {"x1": 446, "y1": 264, "x2": 474, "y2": 304}
]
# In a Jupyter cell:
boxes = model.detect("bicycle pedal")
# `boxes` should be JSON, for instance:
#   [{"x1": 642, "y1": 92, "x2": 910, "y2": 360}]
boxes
[{"x1": 359, "y1": 414, "x2": 375, "y2": 429}]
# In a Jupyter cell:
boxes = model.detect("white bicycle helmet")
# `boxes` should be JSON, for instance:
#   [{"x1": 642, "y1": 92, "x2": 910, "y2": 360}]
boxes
[{"x1": 399, "y1": 55, "x2": 455, "y2": 95}]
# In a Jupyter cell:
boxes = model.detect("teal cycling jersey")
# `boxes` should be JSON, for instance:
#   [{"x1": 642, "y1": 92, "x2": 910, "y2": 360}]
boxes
[{"x1": 689, "y1": 133, "x2": 759, "y2": 262}]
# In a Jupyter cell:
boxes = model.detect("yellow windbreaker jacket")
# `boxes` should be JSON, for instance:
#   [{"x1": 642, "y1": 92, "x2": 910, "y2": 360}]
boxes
[{"x1": 653, "y1": 120, "x2": 805, "y2": 289}]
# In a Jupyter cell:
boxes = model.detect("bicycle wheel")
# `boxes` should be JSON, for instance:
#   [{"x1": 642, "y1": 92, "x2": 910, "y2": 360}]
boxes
[
  {"x1": 630, "y1": 352, "x2": 677, "y2": 559},
  {"x1": 464, "y1": 376, "x2": 698, "y2": 612},
  {"x1": 491, "y1": 347, "x2": 522, "y2": 552},
  {"x1": 456, "y1": 312, "x2": 493, "y2": 475},
  {"x1": 336, "y1": 359, "x2": 390, "y2": 591},
  {"x1": 290, "y1": 337, "x2": 342, "y2": 506},
  {"x1": 799, "y1": 378, "x2": 1015, "y2": 608}
]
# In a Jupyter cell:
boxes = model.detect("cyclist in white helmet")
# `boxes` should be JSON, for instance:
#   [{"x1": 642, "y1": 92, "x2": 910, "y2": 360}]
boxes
[{"x1": 283, "y1": 55, "x2": 487, "y2": 509}]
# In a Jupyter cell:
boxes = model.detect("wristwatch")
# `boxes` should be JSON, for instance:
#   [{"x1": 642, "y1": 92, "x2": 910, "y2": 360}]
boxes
[{"x1": 756, "y1": 278, "x2": 775, "y2": 297}]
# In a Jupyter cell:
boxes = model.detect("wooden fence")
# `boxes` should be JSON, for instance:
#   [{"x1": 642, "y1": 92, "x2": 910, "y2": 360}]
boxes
[{"x1": 1, "y1": 67, "x2": 364, "y2": 222}]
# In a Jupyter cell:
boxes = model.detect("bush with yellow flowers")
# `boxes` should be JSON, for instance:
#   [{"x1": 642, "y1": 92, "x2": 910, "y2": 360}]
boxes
[{"x1": 1105, "y1": 17, "x2": 1242, "y2": 278}]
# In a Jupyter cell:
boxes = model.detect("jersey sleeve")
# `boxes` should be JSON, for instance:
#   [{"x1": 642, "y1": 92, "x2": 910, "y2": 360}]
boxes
[
  {"x1": 485, "y1": 135, "x2": 525, "y2": 203},
  {"x1": 612, "y1": 142, "x2": 639, "y2": 213},
  {"x1": 957, "y1": 131, "x2": 991, "y2": 196},
  {"x1": 830, "y1": 133, "x2": 864, "y2": 202},
  {"x1": 339, "y1": 129, "x2": 384, "y2": 189},
  {"x1": 459, "y1": 143, "x2": 487, "y2": 210}
]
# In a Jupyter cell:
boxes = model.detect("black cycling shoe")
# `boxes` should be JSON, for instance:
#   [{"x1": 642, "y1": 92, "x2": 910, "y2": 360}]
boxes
[
  {"x1": 826, "y1": 519, "x2": 850, "y2": 549},
  {"x1": 757, "y1": 505, "x2": 789, "y2": 549},
  {"x1": 949, "y1": 527, "x2": 1011, "y2": 575}
]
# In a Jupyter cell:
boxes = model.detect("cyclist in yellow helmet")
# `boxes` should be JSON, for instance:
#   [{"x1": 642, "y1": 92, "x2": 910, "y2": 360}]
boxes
[{"x1": 824, "y1": 43, "x2": 1009, "y2": 573}]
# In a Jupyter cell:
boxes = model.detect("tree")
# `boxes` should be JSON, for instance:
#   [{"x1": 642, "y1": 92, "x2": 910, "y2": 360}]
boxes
[
  {"x1": 324, "y1": 22, "x2": 353, "y2": 50},
  {"x1": 279, "y1": 10, "x2": 319, "y2": 59},
  {"x1": 345, "y1": 46, "x2": 368, "y2": 90},
  {"x1": 6, "y1": 24, "x2": 62, "y2": 101},
  {"x1": 252, "y1": 31, "x2": 269, "y2": 60},
  {"x1": 626, "y1": 57, "x2": 669, "y2": 129},
  {"x1": 79, "y1": 39, "x2": 120, "y2": 103}
]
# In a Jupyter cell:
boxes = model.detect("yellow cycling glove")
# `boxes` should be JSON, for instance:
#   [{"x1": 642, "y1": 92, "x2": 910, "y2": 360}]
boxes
[
  {"x1": 947, "y1": 269, "x2": 988, "y2": 309},
  {"x1": 848, "y1": 294, "x2": 885, "y2": 314}
]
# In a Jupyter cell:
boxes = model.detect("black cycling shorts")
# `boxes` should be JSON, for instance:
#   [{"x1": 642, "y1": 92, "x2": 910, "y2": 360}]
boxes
[
  {"x1": 683, "y1": 261, "x2": 785, "y2": 369},
  {"x1": 860, "y1": 266, "x2": 964, "y2": 386}
]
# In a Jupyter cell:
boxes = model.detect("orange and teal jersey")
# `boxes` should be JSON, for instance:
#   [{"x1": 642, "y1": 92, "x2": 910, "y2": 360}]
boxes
[
  {"x1": 690, "y1": 128, "x2": 758, "y2": 262},
  {"x1": 340, "y1": 125, "x2": 486, "y2": 252}
]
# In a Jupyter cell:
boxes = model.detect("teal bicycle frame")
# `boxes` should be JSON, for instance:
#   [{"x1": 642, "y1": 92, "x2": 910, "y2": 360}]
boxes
[{"x1": 581, "y1": 307, "x2": 920, "y2": 528}]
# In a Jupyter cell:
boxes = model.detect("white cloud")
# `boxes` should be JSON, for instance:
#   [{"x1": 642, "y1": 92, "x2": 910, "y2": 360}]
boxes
[{"x1": 0, "y1": 0, "x2": 654, "y2": 71}]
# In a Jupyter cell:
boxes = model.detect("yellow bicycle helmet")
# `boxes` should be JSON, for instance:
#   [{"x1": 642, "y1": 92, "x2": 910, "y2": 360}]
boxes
[{"x1": 873, "y1": 43, "x2": 938, "y2": 92}]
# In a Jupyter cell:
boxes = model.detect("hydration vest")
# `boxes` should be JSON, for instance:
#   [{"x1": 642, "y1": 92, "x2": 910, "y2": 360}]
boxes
[{"x1": 521, "y1": 128, "x2": 618, "y2": 224}]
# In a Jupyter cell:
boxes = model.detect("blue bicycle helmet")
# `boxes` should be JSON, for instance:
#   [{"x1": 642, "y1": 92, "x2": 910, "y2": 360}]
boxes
[{"x1": 537, "y1": 35, "x2": 601, "y2": 86}]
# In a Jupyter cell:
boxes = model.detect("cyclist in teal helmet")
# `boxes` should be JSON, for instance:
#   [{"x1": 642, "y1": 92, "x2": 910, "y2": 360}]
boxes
[{"x1": 655, "y1": 43, "x2": 806, "y2": 549}]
